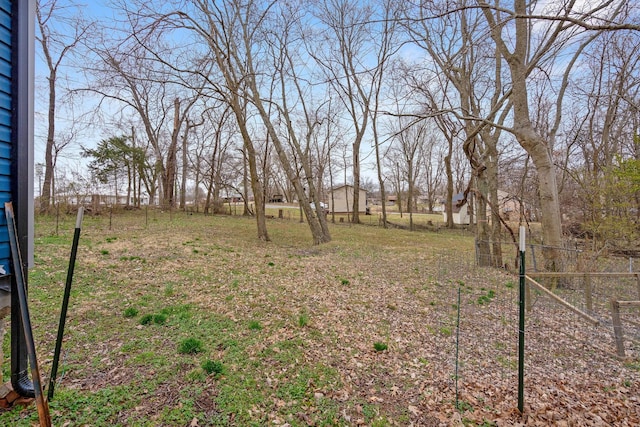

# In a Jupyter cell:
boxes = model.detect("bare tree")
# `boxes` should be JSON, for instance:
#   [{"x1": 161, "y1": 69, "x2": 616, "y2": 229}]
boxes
[
  {"x1": 474, "y1": 0, "x2": 636, "y2": 269},
  {"x1": 405, "y1": 0, "x2": 511, "y2": 266},
  {"x1": 36, "y1": 0, "x2": 92, "y2": 212},
  {"x1": 388, "y1": 117, "x2": 429, "y2": 231},
  {"x1": 311, "y1": 0, "x2": 399, "y2": 224},
  {"x1": 133, "y1": 0, "x2": 335, "y2": 243},
  {"x1": 559, "y1": 30, "x2": 640, "y2": 249}
]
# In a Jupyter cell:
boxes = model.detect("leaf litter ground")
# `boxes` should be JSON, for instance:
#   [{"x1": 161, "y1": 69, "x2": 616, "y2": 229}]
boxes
[{"x1": 1, "y1": 211, "x2": 638, "y2": 426}]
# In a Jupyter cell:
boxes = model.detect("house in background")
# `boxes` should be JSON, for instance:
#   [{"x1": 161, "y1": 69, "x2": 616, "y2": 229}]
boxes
[
  {"x1": 496, "y1": 190, "x2": 529, "y2": 221},
  {"x1": 443, "y1": 192, "x2": 470, "y2": 224},
  {"x1": 328, "y1": 184, "x2": 367, "y2": 214},
  {"x1": 443, "y1": 190, "x2": 531, "y2": 225}
]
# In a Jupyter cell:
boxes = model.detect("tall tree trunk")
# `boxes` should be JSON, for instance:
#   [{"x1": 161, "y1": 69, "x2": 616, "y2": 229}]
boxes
[
  {"x1": 180, "y1": 119, "x2": 189, "y2": 210},
  {"x1": 510, "y1": 42, "x2": 563, "y2": 270},
  {"x1": 352, "y1": 144, "x2": 361, "y2": 223},
  {"x1": 373, "y1": 124, "x2": 387, "y2": 228},
  {"x1": 41, "y1": 68, "x2": 56, "y2": 213},
  {"x1": 479, "y1": 0, "x2": 564, "y2": 270},
  {"x1": 230, "y1": 98, "x2": 269, "y2": 241},
  {"x1": 242, "y1": 149, "x2": 251, "y2": 216},
  {"x1": 444, "y1": 136, "x2": 455, "y2": 228},
  {"x1": 486, "y1": 144, "x2": 503, "y2": 268},
  {"x1": 476, "y1": 174, "x2": 491, "y2": 266},
  {"x1": 407, "y1": 163, "x2": 414, "y2": 231},
  {"x1": 163, "y1": 98, "x2": 180, "y2": 209}
]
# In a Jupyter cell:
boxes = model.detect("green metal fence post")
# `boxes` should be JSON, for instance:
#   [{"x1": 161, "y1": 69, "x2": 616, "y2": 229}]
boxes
[{"x1": 518, "y1": 226, "x2": 526, "y2": 413}]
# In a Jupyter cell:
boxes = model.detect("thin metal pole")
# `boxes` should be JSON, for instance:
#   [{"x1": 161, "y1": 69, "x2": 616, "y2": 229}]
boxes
[
  {"x1": 518, "y1": 226, "x2": 526, "y2": 413},
  {"x1": 5, "y1": 203, "x2": 51, "y2": 426},
  {"x1": 455, "y1": 286, "x2": 461, "y2": 410},
  {"x1": 48, "y1": 207, "x2": 83, "y2": 401}
]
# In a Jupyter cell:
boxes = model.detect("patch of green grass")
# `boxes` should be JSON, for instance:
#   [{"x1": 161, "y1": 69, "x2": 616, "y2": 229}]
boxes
[
  {"x1": 119, "y1": 255, "x2": 143, "y2": 262},
  {"x1": 439, "y1": 326, "x2": 452, "y2": 337},
  {"x1": 164, "y1": 283, "x2": 175, "y2": 297},
  {"x1": 298, "y1": 312, "x2": 309, "y2": 327},
  {"x1": 477, "y1": 289, "x2": 496, "y2": 305},
  {"x1": 248, "y1": 320, "x2": 262, "y2": 330},
  {"x1": 361, "y1": 402, "x2": 379, "y2": 422},
  {"x1": 371, "y1": 416, "x2": 391, "y2": 426},
  {"x1": 100, "y1": 249, "x2": 109, "y2": 255},
  {"x1": 130, "y1": 351, "x2": 167, "y2": 367},
  {"x1": 373, "y1": 341, "x2": 388, "y2": 352},
  {"x1": 153, "y1": 314, "x2": 167, "y2": 325},
  {"x1": 496, "y1": 355, "x2": 516, "y2": 370},
  {"x1": 202, "y1": 359, "x2": 224, "y2": 377},
  {"x1": 340, "y1": 278, "x2": 350, "y2": 285},
  {"x1": 178, "y1": 338, "x2": 204, "y2": 354},
  {"x1": 185, "y1": 368, "x2": 206, "y2": 382},
  {"x1": 123, "y1": 307, "x2": 139, "y2": 318},
  {"x1": 624, "y1": 360, "x2": 640, "y2": 371},
  {"x1": 140, "y1": 314, "x2": 154, "y2": 325},
  {"x1": 457, "y1": 399, "x2": 473, "y2": 412}
]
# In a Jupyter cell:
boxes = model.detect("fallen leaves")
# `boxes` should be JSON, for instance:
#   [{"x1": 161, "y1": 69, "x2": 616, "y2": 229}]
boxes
[{"x1": 24, "y1": 214, "x2": 640, "y2": 426}]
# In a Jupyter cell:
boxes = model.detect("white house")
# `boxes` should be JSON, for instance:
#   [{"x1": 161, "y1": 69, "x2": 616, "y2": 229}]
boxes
[{"x1": 442, "y1": 192, "x2": 470, "y2": 224}]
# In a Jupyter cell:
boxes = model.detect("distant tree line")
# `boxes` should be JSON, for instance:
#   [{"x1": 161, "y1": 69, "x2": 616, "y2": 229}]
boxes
[{"x1": 35, "y1": 0, "x2": 640, "y2": 266}]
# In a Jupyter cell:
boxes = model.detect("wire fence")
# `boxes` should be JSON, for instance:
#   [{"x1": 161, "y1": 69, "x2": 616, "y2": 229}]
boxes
[{"x1": 431, "y1": 243, "x2": 640, "y2": 423}]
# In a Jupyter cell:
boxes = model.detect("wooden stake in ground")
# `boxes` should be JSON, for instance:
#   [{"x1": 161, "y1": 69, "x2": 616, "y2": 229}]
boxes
[{"x1": 5, "y1": 202, "x2": 52, "y2": 427}]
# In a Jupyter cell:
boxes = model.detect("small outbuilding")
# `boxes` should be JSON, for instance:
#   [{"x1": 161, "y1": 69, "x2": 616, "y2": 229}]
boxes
[
  {"x1": 442, "y1": 192, "x2": 470, "y2": 224},
  {"x1": 328, "y1": 184, "x2": 367, "y2": 214}
]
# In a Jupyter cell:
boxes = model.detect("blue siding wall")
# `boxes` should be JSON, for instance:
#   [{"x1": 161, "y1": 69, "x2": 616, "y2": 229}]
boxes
[{"x1": 0, "y1": 0, "x2": 10, "y2": 275}]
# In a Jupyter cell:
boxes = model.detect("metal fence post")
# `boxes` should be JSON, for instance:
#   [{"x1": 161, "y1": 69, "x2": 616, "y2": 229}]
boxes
[{"x1": 518, "y1": 226, "x2": 526, "y2": 413}]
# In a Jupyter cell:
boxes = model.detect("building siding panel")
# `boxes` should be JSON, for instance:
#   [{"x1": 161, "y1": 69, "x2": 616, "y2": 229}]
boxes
[{"x1": 0, "y1": 0, "x2": 10, "y2": 275}]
